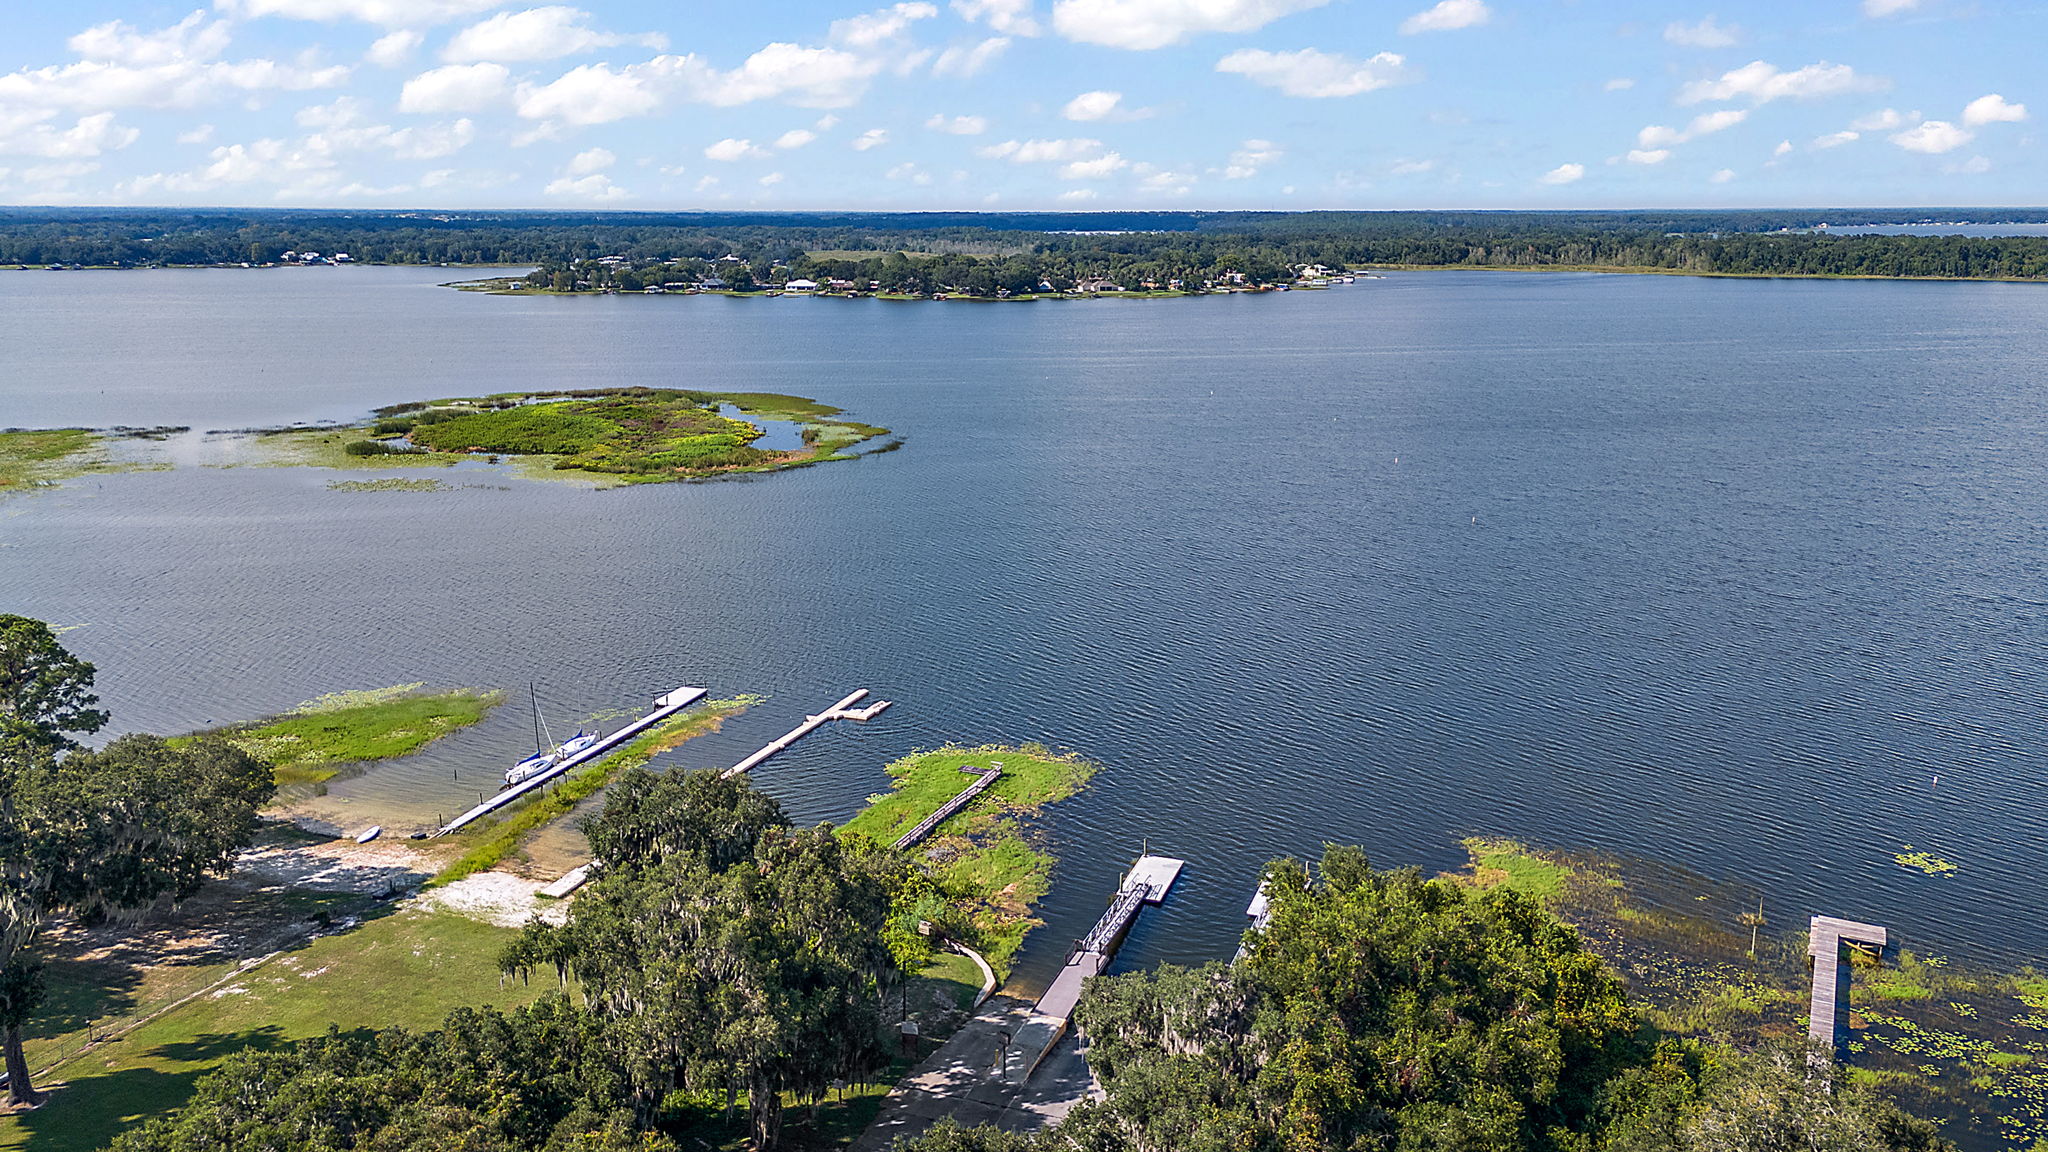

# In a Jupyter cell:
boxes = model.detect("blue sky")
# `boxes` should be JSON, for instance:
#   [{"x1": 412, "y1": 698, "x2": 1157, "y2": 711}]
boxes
[{"x1": 0, "y1": 0, "x2": 2038, "y2": 209}]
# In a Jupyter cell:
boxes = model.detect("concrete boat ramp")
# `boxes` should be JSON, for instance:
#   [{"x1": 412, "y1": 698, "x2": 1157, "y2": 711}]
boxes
[{"x1": 854, "y1": 855, "x2": 1185, "y2": 1151}]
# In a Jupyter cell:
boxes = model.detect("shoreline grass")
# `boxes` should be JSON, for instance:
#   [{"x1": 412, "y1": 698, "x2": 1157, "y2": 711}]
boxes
[
  {"x1": 198, "y1": 683, "x2": 503, "y2": 788},
  {"x1": 842, "y1": 743, "x2": 1097, "y2": 976},
  {"x1": 430, "y1": 695, "x2": 756, "y2": 887}
]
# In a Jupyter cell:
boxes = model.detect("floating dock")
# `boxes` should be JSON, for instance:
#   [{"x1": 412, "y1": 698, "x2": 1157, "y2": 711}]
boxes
[
  {"x1": 1006, "y1": 854, "x2": 1185, "y2": 1081},
  {"x1": 721, "y1": 688, "x2": 892, "y2": 778},
  {"x1": 432, "y1": 685, "x2": 707, "y2": 837},
  {"x1": 893, "y1": 764, "x2": 1002, "y2": 850}
]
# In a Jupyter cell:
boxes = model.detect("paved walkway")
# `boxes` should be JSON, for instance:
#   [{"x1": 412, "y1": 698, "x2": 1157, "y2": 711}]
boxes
[{"x1": 853, "y1": 997, "x2": 1101, "y2": 1151}]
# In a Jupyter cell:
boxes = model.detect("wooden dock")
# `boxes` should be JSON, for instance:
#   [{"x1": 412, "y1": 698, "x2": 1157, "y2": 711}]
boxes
[
  {"x1": 1808, "y1": 915, "x2": 1889, "y2": 1051},
  {"x1": 431, "y1": 686, "x2": 706, "y2": 837},
  {"x1": 893, "y1": 764, "x2": 1002, "y2": 850},
  {"x1": 721, "y1": 689, "x2": 892, "y2": 779}
]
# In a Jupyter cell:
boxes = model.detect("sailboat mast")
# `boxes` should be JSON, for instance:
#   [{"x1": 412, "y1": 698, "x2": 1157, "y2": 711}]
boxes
[{"x1": 530, "y1": 681, "x2": 543, "y2": 752}]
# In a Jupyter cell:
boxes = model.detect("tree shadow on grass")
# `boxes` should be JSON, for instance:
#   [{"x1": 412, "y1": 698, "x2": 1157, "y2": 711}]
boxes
[
  {"x1": 143, "y1": 1024, "x2": 289, "y2": 1064},
  {"x1": 5, "y1": 1025, "x2": 316, "y2": 1152}
]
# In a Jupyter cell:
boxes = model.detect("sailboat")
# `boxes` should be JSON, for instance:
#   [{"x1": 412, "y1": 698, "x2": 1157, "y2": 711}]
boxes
[{"x1": 504, "y1": 683, "x2": 563, "y2": 787}]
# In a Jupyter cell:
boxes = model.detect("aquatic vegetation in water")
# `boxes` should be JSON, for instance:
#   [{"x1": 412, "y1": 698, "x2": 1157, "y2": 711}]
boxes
[
  {"x1": 1457, "y1": 837, "x2": 1577, "y2": 905},
  {"x1": 198, "y1": 684, "x2": 504, "y2": 787},
  {"x1": 1895, "y1": 845, "x2": 1959, "y2": 875},
  {"x1": 328, "y1": 477, "x2": 449, "y2": 492}
]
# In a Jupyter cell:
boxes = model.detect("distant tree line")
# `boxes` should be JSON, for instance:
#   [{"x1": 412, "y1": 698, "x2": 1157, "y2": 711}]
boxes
[{"x1": 4, "y1": 208, "x2": 2048, "y2": 281}]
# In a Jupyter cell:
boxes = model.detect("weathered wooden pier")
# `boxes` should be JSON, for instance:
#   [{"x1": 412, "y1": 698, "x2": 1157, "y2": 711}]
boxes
[
  {"x1": 1808, "y1": 914, "x2": 1889, "y2": 1051},
  {"x1": 432, "y1": 685, "x2": 706, "y2": 837},
  {"x1": 893, "y1": 764, "x2": 1002, "y2": 850},
  {"x1": 1005, "y1": 854, "x2": 1185, "y2": 1081},
  {"x1": 721, "y1": 688, "x2": 892, "y2": 779}
]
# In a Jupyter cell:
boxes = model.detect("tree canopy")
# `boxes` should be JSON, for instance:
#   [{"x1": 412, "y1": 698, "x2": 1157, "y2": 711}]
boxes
[
  {"x1": 1, "y1": 616, "x2": 274, "y2": 1105},
  {"x1": 502, "y1": 767, "x2": 903, "y2": 1150},
  {"x1": 901, "y1": 845, "x2": 1953, "y2": 1152}
]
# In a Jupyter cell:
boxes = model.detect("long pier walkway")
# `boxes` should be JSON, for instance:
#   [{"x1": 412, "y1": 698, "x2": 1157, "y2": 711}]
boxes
[
  {"x1": 432, "y1": 685, "x2": 706, "y2": 837},
  {"x1": 721, "y1": 688, "x2": 891, "y2": 778},
  {"x1": 894, "y1": 764, "x2": 1002, "y2": 850}
]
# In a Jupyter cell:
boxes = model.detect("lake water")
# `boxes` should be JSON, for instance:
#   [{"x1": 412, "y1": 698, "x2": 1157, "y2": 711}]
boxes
[{"x1": 4, "y1": 265, "x2": 2047, "y2": 995}]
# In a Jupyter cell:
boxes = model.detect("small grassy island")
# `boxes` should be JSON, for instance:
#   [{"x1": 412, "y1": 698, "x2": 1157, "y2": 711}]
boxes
[
  {"x1": 842, "y1": 743, "x2": 1097, "y2": 974},
  {"x1": 280, "y1": 387, "x2": 889, "y2": 484}
]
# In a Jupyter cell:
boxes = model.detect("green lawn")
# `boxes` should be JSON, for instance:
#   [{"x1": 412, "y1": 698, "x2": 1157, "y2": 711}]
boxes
[{"x1": 2, "y1": 907, "x2": 538, "y2": 1152}]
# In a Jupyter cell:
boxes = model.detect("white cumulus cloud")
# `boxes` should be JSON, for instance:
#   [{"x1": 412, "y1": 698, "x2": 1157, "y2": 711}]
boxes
[
  {"x1": 925, "y1": 113, "x2": 988, "y2": 134},
  {"x1": 1400, "y1": 0, "x2": 1489, "y2": 34},
  {"x1": 1059, "y1": 151, "x2": 1126, "y2": 178},
  {"x1": 851, "y1": 127, "x2": 890, "y2": 150},
  {"x1": 1051, "y1": 0, "x2": 1331, "y2": 50},
  {"x1": 1062, "y1": 90, "x2": 1123, "y2": 120},
  {"x1": 400, "y1": 62, "x2": 510, "y2": 114},
  {"x1": 1710, "y1": 167, "x2": 1736, "y2": 183},
  {"x1": 831, "y1": 2, "x2": 940, "y2": 48},
  {"x1": 566, "y1": 146, "x2": 612, "y2": 174},
  {"x1": 775, "y1": 128, "x2": 818, "y2": 148},
  {"x1": 1604, "y1": 77, "x2": 1635, "y2": 91},
  {"x1": 1961, "y1": 93, "x2": 2026, "y2": 127},
  {"x1": 1216, "y1": 48, "x2": 1412, "y2": 98},
  {"x1": 366, "y1": 30, "x2": 421, "y2": 66},
  {"x1": 979, "y1": 136, "x2": 1101, "y2": 162},
  {"x1": 0, "y1": 111, "x2": 140, "y2": 159},
  {"x1": 1849, "y1": 108, "x2": 1906, "y2": 131},
  {"x1": 1679, "y1": 60, "x2": 1878, "y2": 105},
  {"x1": 704, "y1": 137, "x2": 768, "y2": 161},
  {"x1": 1862, "y1": 0, "x2": 1919, "y2": 15},
  {"x1": 932, "y1": 37, "x2": 1011, "y2": 77},
  {"x1": 1891, "y1": 119, "x2": 1972, "y2": 153},
  {"x1": 215, "y1": 0, "x2": 509, "y2": 26},
  {"x1": 444, "y1": 7, "x2": 666, "y2": 63},
  {"x1": 1539, "y1": 162, "x2": 1583, "y2": 184},
  {"x1": 1812, "y1": 130, "x2": 1859, "y2": 148},
  {"x1": 544, "y1": 171, "x2": 627, "y2": 199},
  {"x1": 953, "y1": 0, "x2": 1041, "y2": 35},
  {"x1": 69, "y1": 12, "x2": 233, "y2": 68}
]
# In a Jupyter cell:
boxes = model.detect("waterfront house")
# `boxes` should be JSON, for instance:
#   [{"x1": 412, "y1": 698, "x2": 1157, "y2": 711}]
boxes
[{"x1": 784, "y1": 278, "x2": 819, "y2": 292}]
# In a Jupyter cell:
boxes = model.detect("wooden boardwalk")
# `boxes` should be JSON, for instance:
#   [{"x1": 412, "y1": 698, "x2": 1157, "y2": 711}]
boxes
[
  {"x1": 721, "y1": 688, "x2": 892, "y2": 778},
  {"x1": 894, "y1": 764, "x2": 1002, "y2": 850}
]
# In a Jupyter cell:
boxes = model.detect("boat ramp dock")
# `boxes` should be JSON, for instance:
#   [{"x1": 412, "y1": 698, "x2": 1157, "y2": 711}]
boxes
[
  {"x1": 431, "y1": 686, "x2": 706, "y2": 837},
  {"x1": 1006, "y1": 855, "x2": 1185, "y2": 1081},
  {"x1": 722, "y1": 688, "x2": 891, "y2": 778}
]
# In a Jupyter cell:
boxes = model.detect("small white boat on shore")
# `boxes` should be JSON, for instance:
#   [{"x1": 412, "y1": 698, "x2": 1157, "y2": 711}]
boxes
[{"x1": 356, "y1": 825, "x2": 382, "y2": 844}]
